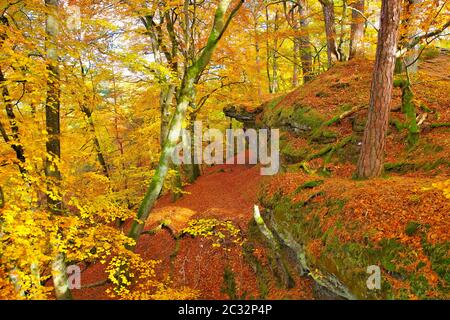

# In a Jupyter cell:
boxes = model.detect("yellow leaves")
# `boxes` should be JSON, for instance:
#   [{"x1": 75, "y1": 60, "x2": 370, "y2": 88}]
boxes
[
  {"x1": 181, "y1": 218, "x2": 245, "y2": 248},
  {"x1": 431, "y1": 179, "x2": 450, "y2": 199},
  {"x1": 105, "y1": 253, "x2": 162, "y2": 299}
]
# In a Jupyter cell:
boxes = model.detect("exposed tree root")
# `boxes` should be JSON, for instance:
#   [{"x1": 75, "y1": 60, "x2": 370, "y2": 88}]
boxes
[
  {"x1": 253, "y1": 206, "x2": 294, "y2": 289},
  {"x1": 323, "y1": 105, "x2": 367, "y2": 127}
]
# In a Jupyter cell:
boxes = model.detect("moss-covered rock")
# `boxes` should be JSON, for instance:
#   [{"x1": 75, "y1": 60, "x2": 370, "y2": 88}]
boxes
[{"x1": 253, "y1": 184, "x2": 449, "y2": 300}]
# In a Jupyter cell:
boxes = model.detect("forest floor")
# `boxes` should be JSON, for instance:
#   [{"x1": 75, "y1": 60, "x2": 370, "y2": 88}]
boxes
[{"x1": 74, "y1": 158, "x2": 315, "y2": 299}]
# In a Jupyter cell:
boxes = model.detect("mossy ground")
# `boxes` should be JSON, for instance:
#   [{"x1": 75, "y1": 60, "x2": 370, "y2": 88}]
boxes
[
  {"x1": 247, "y1": 55, "x2": 450, "y2": 300},
  {"x1": 256, "y1": 176, "x2": 449, "y2": 299}
]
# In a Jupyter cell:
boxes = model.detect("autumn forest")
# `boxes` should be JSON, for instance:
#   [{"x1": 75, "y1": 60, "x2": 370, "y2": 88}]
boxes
[{"x1": 0, "y1": 0, "x2": 449, "y2": 302}]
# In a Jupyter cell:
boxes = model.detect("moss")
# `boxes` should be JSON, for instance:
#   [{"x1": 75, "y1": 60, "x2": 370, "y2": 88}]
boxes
[
  {"x1": 409, "y1": 274, "x2": 430, "y2": 298},
  {"x1": 390, "y1": 118, "x2": 405, "y2": 131},
  {"x1": 340, "y1": 104, "x2": 353, "y2": 112},
  {"x1": 384, "y1": 162, "x2": 418, "y2": 173},
  {"x1": 394, "y1": 79, "x2": 419, "y2": 147},
  {"x1": 221, "y1": 265, "x2": 238, "y2": 299},
  {"x1": 351, "y1": 114, "x2": 366, "y2": 132},
  {"x1": 310, "y1": 129, "x2": 338, "y2": 144},
  {"x1": 405, "y1": 221, "x2": 421, "y2": 236},
  {"x1": 280, "y1": 140, "x2": 311, "y2": 163},
  {"x1": 430, "y1": 122, "x2": 450, "y2": 128},
  {"x1": 420, "y1": 46, "x2": 440, "y2": 60},
  {"x1": 291, "y1": 106, "x2": 325, "y2": 132},
  {"x1": 333, "y1": 135, "x2": 360, "y2": 164},
  {"x1": 419, "y1": 103, "x2": 432, "y2": 113},
  {"x1": 265, "y1": 95, "x2": 285, "y2": 110},
  {"x1": 423, "y1": 241, "x2": 450, "y2": 284},
  {"x1": 293, "y1": 180, "x2": 324, "y2": 195},
  {"x1": 422, "y1": 143, "x2": 444, "y2": 155},
  {"x1": 253, "y1": 184, "x2": 449, "y2": 299},
  {"x1": 262, "y1": 104, "x2": 324, "y2": 137},
  {"x1": 421, "y1": 158, "x2": 450, "y2": 171}
]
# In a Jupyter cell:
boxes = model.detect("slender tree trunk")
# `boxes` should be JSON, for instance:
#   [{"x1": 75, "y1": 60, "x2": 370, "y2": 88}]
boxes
[
  {"x1": 265, "y1": 6, "x2": 279, "y2": 93},
  {"x1": 0, "y1": 68, "x2": 27, "y2": 175},
  {"x1": 356, "y1": 0, "x2": 401, "y2": 179},
  {"x1": 254, "y1": 23, "x2": 263, "y2": 100},
  {"x1": 127, "y1": 0, "x2": 243, "y2": 247},
  {"x1": 80, "y1": 105, "x2": 109, "y2": 177},
  {"x1": 272, "y1": 10, "x2": 279, "y2": 92},
  {"x1": 337, "y1": 0, "x2": 348, "y2": 61},
  {"x1": 44, "y1": 0, "x2": 72, "y2": 300},
  {"x1": 298, "y1": 0, "x2": 313, "y2": 82},
  {"x1": 349, "y1": 0, "x2": 365, "y2": 59},
  {"x1": 184, "y1": 111, "x2": 201, "y2": 183},
  {"x1": 292, "y1": 37, "x2": 299, "y2": 87},
  {"x1": 0, "y1": 185, "x2": 4, "y2": 208},
  {"x1": 319, "y1": 0, "x2": 340, "y2": 67},
  {"x1": 160, "y1": 84, "x2": 176, "y2": 145},
  {"x1": 402, "y1": 0, "x2": 422, "y2": 73}
]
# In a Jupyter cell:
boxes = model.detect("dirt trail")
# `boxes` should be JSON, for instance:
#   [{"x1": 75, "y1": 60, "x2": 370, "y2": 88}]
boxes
[{"x1": 75, "y1": 159, "x2": 314, "y2": 300}]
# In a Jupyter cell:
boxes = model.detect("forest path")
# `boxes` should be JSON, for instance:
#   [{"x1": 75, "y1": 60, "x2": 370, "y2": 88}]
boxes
[
  {"x1": 76, "y1": 158, "x2": 314, "y2": 299},
  {"x1": 134, "y1": 158, "x2": 313, "y2": 299}
]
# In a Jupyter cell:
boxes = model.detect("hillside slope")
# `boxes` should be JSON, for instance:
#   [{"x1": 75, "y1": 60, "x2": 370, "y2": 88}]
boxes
[{"x1": 242, "y1": 53, "x2": 449, "y2": 299}]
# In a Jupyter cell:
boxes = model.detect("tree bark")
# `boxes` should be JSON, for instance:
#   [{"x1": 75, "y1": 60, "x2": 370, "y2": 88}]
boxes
[
  {"x1": 0, "y1": 68, "x2": 27, "y2": 175},
  {"x1": 292, "y1": 37, "x2": 299, "y2": 87},
  {"x1": 0, "y1": 17, "x2": 27, "y2": 176},
  {"x1": 44, "y1": 0, "x2": 72, "y2": 300},
  {"x1": 298, "y1": 0, "x2": 313, "y2": 82},
  {"x1": 319, "y1": 0, "x2": 340, "y2": 67},
  {"x1": 159, "y1": 84, "x2": 176, "y2": 146},
  {"x1": 349, "y1": 0, "x2": 365, "y2": 59},
  {"x1": 399, "y1": 0, "x2": 423, "y2": 73},
  {"x1": 265, "y1": 6, "x2": 279, "y2": 93},
  {"x1": 80, "y1": 105, "x2": 110, "y2": 177},
  {"x1": 356, "y1": 0, "x2": 401, "y2": 179}
]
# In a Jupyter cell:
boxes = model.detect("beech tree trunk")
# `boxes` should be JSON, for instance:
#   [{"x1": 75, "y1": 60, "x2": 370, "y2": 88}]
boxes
[
  {"x1": 292, "y1": 37, "x2": 299, "y2": 87},
  {"x1": 0, "y1": 18, "x2": 27, "y2": 176},
  {"x1": 298, "y1": 0, "x2": 313, "y2": 82},
  {"x1": 265, "y1": 7, "x2": 279, "y2": 93},
  {"x1": 44, "y1": 0, "x2": 72, "y2": 300},
  {"x1": 319, "y1": 0, "x2": 340, "y2": 67},
  {"x1": 349, "y1": 0, "x2": 365, "y2": 59},
  {"x1": 399, "y1": 0, "x2": 423, "y2": 73},
  {"x1": 356, "y1": 0, "x2": 401, "y2": 179},
  {"x1": 80, "y1": 105, "x2": 110, "y2": 177},
  {"x1": 160, "y1": 84, "x2": 176, "y2": 146}
]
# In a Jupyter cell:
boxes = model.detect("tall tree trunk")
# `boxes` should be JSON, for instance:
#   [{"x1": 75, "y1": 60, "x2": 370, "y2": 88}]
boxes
[
  {"x1": 265, "y1": 6, "x2": 279, "y2": 93},
  {"x1": 44, "y1": 0, "x2": 72, "y2": 300},
  {"x1": 0, "y1": 18, "x2": 27, "y2": 175},
  {"x1": 292, "y1": 37, "x2": 299, "y2": 87},
  {"x1": 254, "y1": 22, "x2": 263, "y2": 100},
  {"x1": 184, "y1": 110, "x2": 201, "y2": 183},
  {"x1": 0, "y1": 185, "x2": 4, "y2": 208},
  {"x1": 127, "y1": 0, "x2": 243, "y2": 247},
  {"x1": 319, "y1": 0, "x2": 340, "y2": 67},
  {"x1": 271, "y1": 10, "x2": 280, "y2": 93},
  {"x1": 400, "y1": 0, "x2": 422, "y2": 73},
  {"x1": 298, "y1": 0, "x2": 313, "y2": 83},
  {"x1": 160, "y1": 85, "x2": 183, "y2": 202},
  {"x1": 356, "y1": 0, "x2": 401, "y2": 179},
  {"x1": 160, "y1": 84, "x2": 176, "y2": 145},
  {"x1": 349, "y1": 0, "x2": 365, "y2": 59},
  {"x1": 337, "y1": 0, "x2": 348, "y2": 61},
  {"x1": 0, "y1": 68, "x2": 27, "y2": 176},
  {"x1": 80, "y1": 105, "x2": 109, "y2": 177}
]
